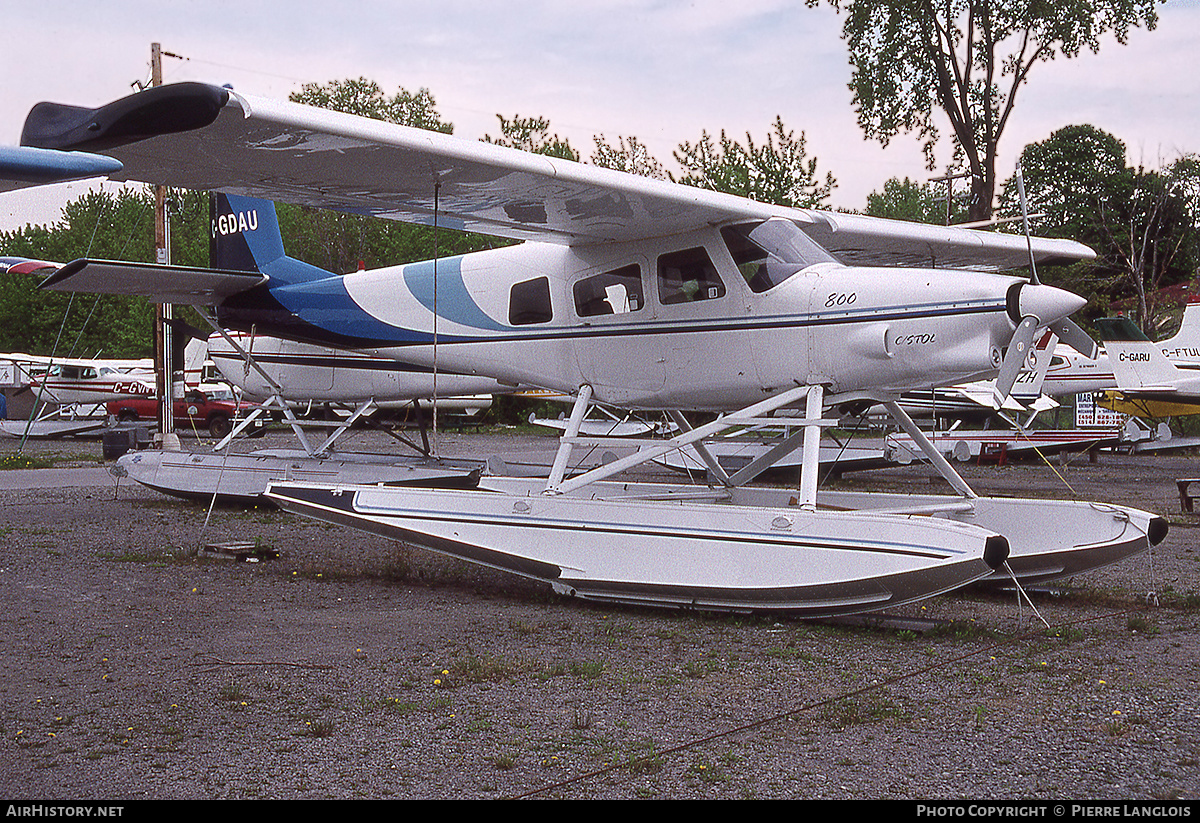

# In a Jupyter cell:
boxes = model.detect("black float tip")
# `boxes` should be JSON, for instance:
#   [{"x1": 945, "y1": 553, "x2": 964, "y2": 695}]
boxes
[
  {"x1": 983, "y1": 535, "x2": 1010, "y2": 570},
  {"x1": 1148, "y1": 517, "x2": 1169, "y2": 547}
]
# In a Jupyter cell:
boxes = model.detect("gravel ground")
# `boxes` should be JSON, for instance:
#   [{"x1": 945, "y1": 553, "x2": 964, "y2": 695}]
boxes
[{"x1": 0, "y1": 426, "x2": 1197, "y2": 800}]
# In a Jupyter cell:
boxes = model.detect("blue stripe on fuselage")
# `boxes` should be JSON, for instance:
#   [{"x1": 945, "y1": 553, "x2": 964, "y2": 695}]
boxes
[{"x1": 401, "y1": 257, "x2": 508, "y2": 332}]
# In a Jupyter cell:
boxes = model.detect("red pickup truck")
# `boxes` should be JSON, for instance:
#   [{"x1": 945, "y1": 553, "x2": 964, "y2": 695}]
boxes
[{"x1": 107, "y1": 387, "x2": 259, "y2": 437}]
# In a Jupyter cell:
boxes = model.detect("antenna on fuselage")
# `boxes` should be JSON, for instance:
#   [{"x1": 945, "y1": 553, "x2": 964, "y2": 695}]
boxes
[{"x1": 431, "y1": 179, "x2": 441, "y2": 454}]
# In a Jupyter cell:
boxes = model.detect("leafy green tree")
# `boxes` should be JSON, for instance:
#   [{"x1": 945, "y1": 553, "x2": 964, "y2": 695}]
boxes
[
  {"x1": 0, "y1": 187, "x2": 211, "y2": 357},
  {"x1": 997, "y1": 124, "x2": 1129, "y2": 246},
  {"x1": 816, "y1": 0, "x2": 1161, "y2": 222},
  {"x1": 290, "y1": 77, "x2": 453, "y2": 134},
  {"x1": 672, "y1": 116, "x2": 836, "y2": 208},
  {"x1": 483, "y1": 114, "x2": 580, "y2": 161},
  {"x1": 591, "y1": 135, "x2": 666, "y2": 179},
  {"x1": 999, "y1": 125, "x2": 1199, "y2": 334},
  {"x1": 865, "y1": 176, "x2": 961, "y2": 224}
]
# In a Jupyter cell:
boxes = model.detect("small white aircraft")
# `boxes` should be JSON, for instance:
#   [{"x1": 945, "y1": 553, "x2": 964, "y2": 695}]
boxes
[
  {"x1": 2, "y1": 352, "x2": 155, "y2": 405},
  {"x1": 6, "y1": 81, "x2": 1166, "y2": 613}
]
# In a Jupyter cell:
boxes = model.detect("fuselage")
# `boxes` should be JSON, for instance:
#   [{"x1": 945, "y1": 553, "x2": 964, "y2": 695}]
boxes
[
  {"x1": 216, "y1": 223, "x2": 1071, "y2": 412},
  {"x1": 27, "y1": 363, "x2": 155, "y2": 405}
]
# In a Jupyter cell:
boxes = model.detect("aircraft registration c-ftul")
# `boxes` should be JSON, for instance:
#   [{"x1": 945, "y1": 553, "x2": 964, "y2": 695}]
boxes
[{"x1": 23, "y1": 82, "x2": 1094, "y2": 415}]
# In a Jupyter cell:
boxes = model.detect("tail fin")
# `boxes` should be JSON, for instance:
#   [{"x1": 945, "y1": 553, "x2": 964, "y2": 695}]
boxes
[
  {"x1": 1095, "y1": 317, "x2": 1182, "y2": 391},
  {"x1": 1158, "y1": 298, "x2": 1200, "y2": 358},
  {"x1": 210, "y1": 193, "x2": 331, "y2": 285}
]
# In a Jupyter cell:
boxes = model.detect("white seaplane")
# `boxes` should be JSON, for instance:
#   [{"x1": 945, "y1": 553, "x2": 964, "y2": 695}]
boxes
[
  {"x1": 0, "y1": 349, "x2": 156, "y2": 437},
  {"x1": 6, "y1": 81, "x2": 1167, "y2": 613}
]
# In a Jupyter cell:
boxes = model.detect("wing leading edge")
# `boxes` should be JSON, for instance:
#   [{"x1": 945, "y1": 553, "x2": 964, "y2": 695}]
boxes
[{"x1": 19, "y1": 81, "x2": 1095, "y2": 270}]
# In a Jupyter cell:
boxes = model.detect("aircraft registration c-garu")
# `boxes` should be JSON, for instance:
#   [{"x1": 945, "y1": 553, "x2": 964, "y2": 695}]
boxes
[
  {"x1": 1093, "y1": 309, "x2": 1200, "y2": 418},
  {"x1": 4, "y1": 81, "x2": 1168, "y2": 615}
]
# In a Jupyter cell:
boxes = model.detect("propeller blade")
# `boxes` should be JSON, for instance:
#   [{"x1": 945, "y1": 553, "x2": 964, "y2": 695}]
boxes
[
  {"x1": 994, "y1": 315, "x2": 1039, "y2": 404},
  {"x1": 1015, "y1": 162, "x2": 1041, "y2": 286},
  {"x1": 1049, "y1": 317, "x2": 1099, "y2": 361}
]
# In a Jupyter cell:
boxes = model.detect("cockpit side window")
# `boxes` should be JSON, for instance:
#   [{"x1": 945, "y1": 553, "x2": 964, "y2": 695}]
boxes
[
  {"x1": 509, "y1": 276, "x2": 553, "y2": 325},
  {"x1": 721, "y1": 218, "x2": 840, "y2": 293},
  {"x1": 574, "y1": 264, "x2": 644, "y2": 317},
  {"x1": 657, "y1": 247, "x2": 726, "y2": 305},
  {"x1": 722, "y1": 226, "x2": 776, "y2": 293}
]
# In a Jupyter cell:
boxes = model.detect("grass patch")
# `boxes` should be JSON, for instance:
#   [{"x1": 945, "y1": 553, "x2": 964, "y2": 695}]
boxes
[
  {"x1": 820, "y1": 691, "x2": 907, "y2": 728},
  {"x1": 0, "y1": 452, "x2": 54, "y2": 470}
]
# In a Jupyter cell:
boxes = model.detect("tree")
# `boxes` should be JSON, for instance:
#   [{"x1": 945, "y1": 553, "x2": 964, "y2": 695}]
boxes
[
  {"x1": 591, "y1": 135, "x2": 666, "y2": 179},
  {"x1": 672, "y1": 116, "x2": 836, "y2": 208},
  {"x1": 865, "y1": 176, "x2": 961, "y2": 224},
  {"x1": 1000, "y1": 125, "x2": 1200, "y2": 334},
  {"x1": 997, "y1": 124, "x2": 1129, "y2": 245},
  {"x1": 1104, "y1": 158, "x2": 1200, "y2": 334},
  {"x1": 290, "y1": 77, "x2": 453, "y2": 134},
  {"x1": 483, "y1": 114, "x2": 580, "y2": 161},
  {"x1": 817, "y1": 0, "x2": 1161, "y2": 222},
  {"x1": 0, "y1": 187, "x2": 211, "y2": 357}
]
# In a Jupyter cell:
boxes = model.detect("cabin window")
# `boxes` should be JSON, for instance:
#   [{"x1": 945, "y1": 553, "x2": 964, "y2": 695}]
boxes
[
  {"x1": 509, "y1": 276, "x2": 553, "y2": 325},
  {"x1": 657, "y1": 247, "x2": 725, "y2": 305},
  {"x1": 54, "y1": 365, "x2": 97, "y2": 380},
  {"x1": 574, "y1": 265, "x2": 644, "y2": 317}
]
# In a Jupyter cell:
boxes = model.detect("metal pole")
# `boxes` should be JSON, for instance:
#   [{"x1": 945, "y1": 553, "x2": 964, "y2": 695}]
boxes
[{"x1": 150, "y1": 42, "x2": 176, "y2": 446}]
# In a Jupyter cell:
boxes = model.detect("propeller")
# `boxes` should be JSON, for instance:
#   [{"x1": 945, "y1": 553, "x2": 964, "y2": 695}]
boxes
[
  {"x1": 994, "y1": 280, "x2": 1089, "y2": 405},
  {"x1": 1048, "y1": 316, "x2": 1099, "y2": 361},
  {"x1": 993, "y1": 164, "x2": 1100, "y2": 404},
  {"x1": 995, "y1": 315, "x2": 1039, "y2": 403}
]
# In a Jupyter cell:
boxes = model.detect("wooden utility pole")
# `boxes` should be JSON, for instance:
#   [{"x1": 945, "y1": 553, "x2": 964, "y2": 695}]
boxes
[{"x1": 151, "y1": 42, "x2": 176, "y2": 444}]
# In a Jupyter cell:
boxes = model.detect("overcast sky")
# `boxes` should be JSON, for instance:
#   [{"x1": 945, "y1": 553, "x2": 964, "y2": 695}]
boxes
[{"x1": 1, "y1": 0, "x2": 1197, "y2": 231}]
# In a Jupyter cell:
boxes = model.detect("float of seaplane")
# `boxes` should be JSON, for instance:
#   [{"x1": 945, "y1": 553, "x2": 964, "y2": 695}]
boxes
[{"x1": 1, "y1": 81, "x2": 1167, "y2": 614}]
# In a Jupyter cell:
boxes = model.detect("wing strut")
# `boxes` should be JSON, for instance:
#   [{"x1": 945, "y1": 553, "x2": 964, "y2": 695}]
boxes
[
  {"x1": 883, "y1": 399, "x2": 976, "y2": 499},
  {"x1": 543, "y1": 384, "x2": 822, "y2": 496}
]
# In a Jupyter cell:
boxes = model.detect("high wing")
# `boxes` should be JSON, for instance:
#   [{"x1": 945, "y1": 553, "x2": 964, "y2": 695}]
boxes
[
  {"x1": 0, "y1": 145, "x2": 123, "y2": 192},
  {"x1": 1, "y1": 256, "x2": 62, "y2": 275},
  {"x1": 17, "y1": 82, "x2": 1094, "y2": 271}
]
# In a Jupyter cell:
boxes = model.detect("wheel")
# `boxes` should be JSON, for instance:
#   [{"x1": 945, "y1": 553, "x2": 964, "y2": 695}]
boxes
[{"x1": 208, "y1": 415, "x2": 232, "y2": 438}]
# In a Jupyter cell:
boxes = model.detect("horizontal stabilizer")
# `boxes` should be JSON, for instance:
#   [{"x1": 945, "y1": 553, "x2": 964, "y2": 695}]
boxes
[{"x1": 40, "y1": 259, "x2": 267, "y2": 306}]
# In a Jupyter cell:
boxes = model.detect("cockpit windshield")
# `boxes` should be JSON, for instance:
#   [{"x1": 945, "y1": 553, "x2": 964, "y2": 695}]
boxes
[{"x1": 721, "y1": 218, "x2": 841, "y2": 293}]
